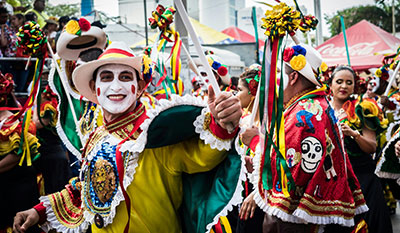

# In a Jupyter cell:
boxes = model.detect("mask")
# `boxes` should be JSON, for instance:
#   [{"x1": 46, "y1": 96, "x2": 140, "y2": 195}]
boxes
[
  {"x1": 370, "y1": 77, "x2": 380, "y2": 93},
  {"x1": 95, "y1": 64, "x2": 138, "y2": 114}
]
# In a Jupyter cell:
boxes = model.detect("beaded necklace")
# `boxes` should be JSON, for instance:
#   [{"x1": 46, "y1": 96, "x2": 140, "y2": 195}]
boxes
[{"x1": 283, "y1": 88, "x2": 314, "y2": 110}]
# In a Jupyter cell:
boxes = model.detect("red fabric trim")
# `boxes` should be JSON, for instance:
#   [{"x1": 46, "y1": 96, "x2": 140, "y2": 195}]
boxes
[
  {"x1": 98, "y1": 49, "x2": 135, "y2": 59},
  {"x1": 115, "y1": 107, "x2": 148, "y2": 233},
  {"x1": 33, "y1": 202, "x2": 47, "y2": 225},
  {"x1": 249, "y1": 135, "x2": 260, "y2": 152},
  {"x1": 214, "y1": 220, "x2": 223, "y2": 233},
  {"x1": 209, "y1": 114, "x2": 238, "y2": 140}
]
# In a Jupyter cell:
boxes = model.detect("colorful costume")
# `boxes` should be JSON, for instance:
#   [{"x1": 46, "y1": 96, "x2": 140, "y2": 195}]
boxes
[
  {"x1": 0, "y1": 72, "x2": 41, "y2": 231},
  {"x1": 339, "y1": 97, "x2": 392, "y2": 233},
  {"x1": 0, "y1": 120, "x2": 41, "y2": 231},
  {"x1": 252, "y1": 88, "x2": 367, "y2": 227},
  {"x1": 34, "y1": 95, "x2": 244, "y2": 233}
]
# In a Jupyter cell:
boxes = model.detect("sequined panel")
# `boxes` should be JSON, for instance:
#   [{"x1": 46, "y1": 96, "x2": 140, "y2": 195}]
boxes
[{"x1": 83, "y1": 142, "x2": 119, "y2": 216}]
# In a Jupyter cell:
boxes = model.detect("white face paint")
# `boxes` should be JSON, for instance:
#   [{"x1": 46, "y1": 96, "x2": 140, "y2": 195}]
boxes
[
  {"x1": 95, "y1": 64, "x2": 138, "y2": 115},
  {"x1": 370, "y1": 76, "x2": 380, "y2": 93},
  {"x1": 282, "y1": 72, "x2": 289, "y2": 90}
]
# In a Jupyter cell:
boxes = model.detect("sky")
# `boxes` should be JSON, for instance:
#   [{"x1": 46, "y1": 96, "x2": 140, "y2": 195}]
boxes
[{"x1": 50, "y1": 0, "x2": 377, "y2": 36}]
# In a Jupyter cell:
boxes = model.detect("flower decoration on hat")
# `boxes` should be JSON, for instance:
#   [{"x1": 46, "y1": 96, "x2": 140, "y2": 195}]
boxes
[
  {"x1": 245, "y1": 67, "x2": 261, "y2": 96},
  {"x1": 375, "y1": 66, "x2": 389, "y2": 81},
  {"x1": 207, "y1": 56, "x2": 228, "y2": 77},
  {"x1": 16, "y1": 21, "x2": 47, "y2": 57},
  {"x1": 320, "y1": 62, "x2": 328, "y2": 73},
  {"x1": 65, "y1": 18, "x2": 91, "y2": 36},
  {"x1": 283, "y1": 45, "x2": 307, "y2": 71},
  {"x1": 261, "y1": 2, "x2": 301, "y2": 41}
]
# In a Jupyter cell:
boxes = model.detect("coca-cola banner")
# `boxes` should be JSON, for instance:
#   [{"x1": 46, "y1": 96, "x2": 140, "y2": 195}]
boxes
[{"x1": 316, "y1": 20, "x2": 400, "y2": 70}]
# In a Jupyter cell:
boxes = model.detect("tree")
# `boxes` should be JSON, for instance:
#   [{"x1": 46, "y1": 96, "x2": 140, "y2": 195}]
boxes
[
  {"x1": 45, "y1": 3, "x2": 80, "y2": 18},
  {"x1": 18, "y1": 0, "x2": 80, "y2": 18},
  {"x1": 325, "y1": 5, "x2": 393, "y2": 37},
  {"x1": 325, "y1": 0, "x2": 400, "y2": 37}
]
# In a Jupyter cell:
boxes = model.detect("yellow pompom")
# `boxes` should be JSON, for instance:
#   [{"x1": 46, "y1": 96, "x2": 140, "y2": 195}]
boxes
[
  {"x1": 207, "y1": 57, "x2": 214, "y2": 66},
  {"x1": 375, "y1": 69, "x2": 382, "y2": 77},
  {"x1": 65, "y1": 20, "x2": 80, "y2": 35},
  {"x1": 290, "y1": 55, "x2": 307, "y2": 71},
  {"x1": 320, "y1": 62, "x2": 328, "y2": 72}
]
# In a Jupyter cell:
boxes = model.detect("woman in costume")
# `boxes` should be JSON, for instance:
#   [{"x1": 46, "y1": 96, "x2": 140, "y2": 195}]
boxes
[
  {"x1": 329, "y1": 65, "x2": 392, "y2": 233},
  {"x1": 0, "y1": 72, "x2": 41, "y2": 232},
  {"x1": 231, "y1": 66, "x2": 263, "y2": 233}
]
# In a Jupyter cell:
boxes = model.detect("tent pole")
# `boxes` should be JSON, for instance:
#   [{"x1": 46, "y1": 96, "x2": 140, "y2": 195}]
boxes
[{"x1": 340, "y1": 16, "x2": 351, "y2": 66}]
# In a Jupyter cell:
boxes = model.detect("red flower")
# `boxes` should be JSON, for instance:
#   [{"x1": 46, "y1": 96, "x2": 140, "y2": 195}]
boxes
[
  {"x1": 283, "y1": 47, "x2": 295, "y2": 62},
  {"x1": 249, "y1": 79, "x2": 258, "y2": 96},
  {"x1": 78, "y1": 18, "x2": 91, "y2": 32},
  {"x1": 218, "y1": 66, "x2": 228, "y2": 76}
]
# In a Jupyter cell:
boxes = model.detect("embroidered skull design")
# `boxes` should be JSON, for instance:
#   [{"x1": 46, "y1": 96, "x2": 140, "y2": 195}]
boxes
[{"x1": 300, "y1": 136, "x2": 323, "y2": 173}]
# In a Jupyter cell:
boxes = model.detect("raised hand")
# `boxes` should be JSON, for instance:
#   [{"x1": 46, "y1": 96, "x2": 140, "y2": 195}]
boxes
[{"x1": 207, "y1": 85, "x2": 241, "y2": 130}]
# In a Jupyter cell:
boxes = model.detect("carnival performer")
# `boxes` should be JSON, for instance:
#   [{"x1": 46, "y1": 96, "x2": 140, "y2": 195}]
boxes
[
  {"x1": 191, "y1": 76, "x2": 206, "y2": 98},
  {"x1": 0, "y1": 72, "x2": 41, "y2": 232},
  {"x1": 328, "y1": 65, "x2": 392, "y2": 233},
  {"x1": 13, "y1": 41, "x2": 244, "y2": 233},
  {"x1": 33, "y1": 84, "x2": 70, "y2": 194},
  {"x1": 229, "y1": 66, "x2": 263, "y2": 233},
  {"x1": 369, "y1": 61, "x2": 400, "y2": 212},
  {"x1": 252, "y1": 45, "x2": 368, "y2": 233},
  {"x1": 194, "y1": 52, "x2": 232, "y2": 92}
]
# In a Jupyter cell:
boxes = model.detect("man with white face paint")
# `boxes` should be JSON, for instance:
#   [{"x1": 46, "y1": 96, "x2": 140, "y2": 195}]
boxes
[
  {"x1": 94, "y1": 64, "x2": 139, "y2": 118},
  {"x1": 14, "y1": 42, "x2": 244, "y2": 233},
  {"x1": 247, "y1": 44, "x2": 367, "y2": 233}
]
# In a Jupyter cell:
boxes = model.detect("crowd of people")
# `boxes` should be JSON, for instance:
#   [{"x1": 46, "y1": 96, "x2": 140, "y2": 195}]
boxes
[
  {"x1": 0, "y1": 0, "x2": 70, "y2": 92},
  {"x1": 0, "y1": 1, "x2": 399, "y2": 233}
]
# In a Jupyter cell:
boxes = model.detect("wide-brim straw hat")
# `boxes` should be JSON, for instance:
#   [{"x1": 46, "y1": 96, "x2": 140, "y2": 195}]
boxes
[{"x1": 72, "y1": 41, "x2": 142, "y2": 104}]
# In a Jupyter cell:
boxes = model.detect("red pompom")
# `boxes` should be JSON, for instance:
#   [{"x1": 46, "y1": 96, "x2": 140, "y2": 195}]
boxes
[
  {"x1": 381, "y1": 72, "x2": 389, "y2": 81},
  {"x1": 78, "y1": 18, "x2": 91, "y2": 32},
  {"x1": 218, "y1": 66, "x2": 228, "y2": 76},
  {"x1": 283, "y1": 47, "x2": 294, "y2": 62}
]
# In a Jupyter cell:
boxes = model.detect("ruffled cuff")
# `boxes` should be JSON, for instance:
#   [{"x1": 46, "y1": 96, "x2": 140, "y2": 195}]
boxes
[
  {"x1": 33, "y1": 202, "x2": 47, "y2": 225},
  {"x1": 39, "y1": 186, "x2": 88, "y2": 233},
  {"x1": 194, "y1": 108, "x2": 238, "y2": 151},
  {"x1": 249, "y1": 135, "x2": 260, "y2": 152}
]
